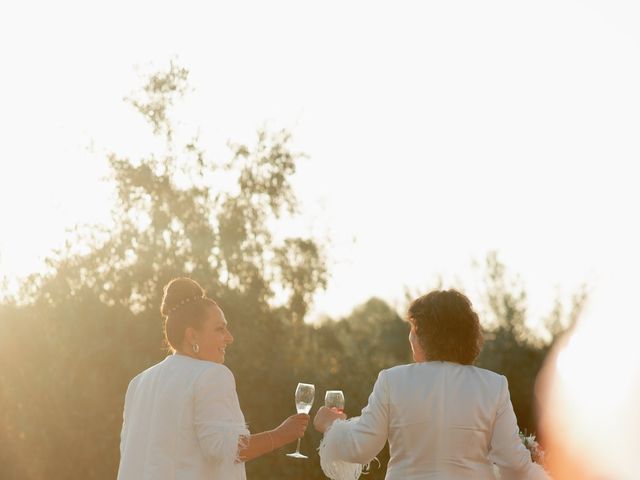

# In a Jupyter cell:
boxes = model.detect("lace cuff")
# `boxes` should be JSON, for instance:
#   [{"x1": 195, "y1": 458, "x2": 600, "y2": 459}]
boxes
[
  {"x1": 318, "y1": 419, "x2": 366, "y2": 480},
  {"x1": 198, "y1": 421, "x2": 250, "y2": 476}
]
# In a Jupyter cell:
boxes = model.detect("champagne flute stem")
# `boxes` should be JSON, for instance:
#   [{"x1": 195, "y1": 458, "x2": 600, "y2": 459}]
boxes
[{"x1": 295, "y1": 438, "x2": 301, "y2": 454}]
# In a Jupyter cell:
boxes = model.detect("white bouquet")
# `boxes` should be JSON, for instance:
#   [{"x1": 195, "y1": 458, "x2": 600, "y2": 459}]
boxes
[
  {"x1": 519, "y1": 431, "x2": 545, "y2": 465},
  {"x1": 493, "y1": 432, "x2": 547, "y2": 479}
]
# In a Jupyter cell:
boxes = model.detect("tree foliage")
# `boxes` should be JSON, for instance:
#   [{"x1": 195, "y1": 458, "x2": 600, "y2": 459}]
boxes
[{"x1": 0, "y1": 63, "x2": 581, "y2": 479}]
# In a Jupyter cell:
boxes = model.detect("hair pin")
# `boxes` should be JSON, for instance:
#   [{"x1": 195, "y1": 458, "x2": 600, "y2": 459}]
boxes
[{"x1": 168, "y1": 295, "x2": 203, "y2": 314}]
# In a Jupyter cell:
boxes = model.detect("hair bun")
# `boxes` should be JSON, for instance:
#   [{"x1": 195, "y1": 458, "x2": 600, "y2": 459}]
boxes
[{"x1": 160, "y1": 277, "x2": 205, "y2": 316}]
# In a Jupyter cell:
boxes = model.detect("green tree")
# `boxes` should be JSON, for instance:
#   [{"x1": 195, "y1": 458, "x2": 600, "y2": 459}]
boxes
[
  {"x1": 0, "y1": 61, "x2": 585, "y2": 480},
  {"x1": 0, "y1": 61, "x2": 328, "y2": 480}
]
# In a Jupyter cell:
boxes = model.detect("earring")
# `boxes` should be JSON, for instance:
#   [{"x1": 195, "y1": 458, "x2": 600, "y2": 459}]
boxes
[{"x1": 192, "y1": 343, "x2": 200, "y2": 354}]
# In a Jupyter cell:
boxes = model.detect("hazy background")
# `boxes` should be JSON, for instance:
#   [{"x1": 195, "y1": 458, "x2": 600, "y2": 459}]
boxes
[
  {"x1": 1, "y1": 1, "x2": 639, "y2": 479},
  {"x1": 3, "y1": 0, "x2": 639, "y2": 325}
]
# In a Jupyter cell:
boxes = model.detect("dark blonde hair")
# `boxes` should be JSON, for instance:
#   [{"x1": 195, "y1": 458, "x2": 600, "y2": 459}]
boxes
[
  {"x1": 408, "y1": 289, "x2": 483, "y2": 365},
  {"x1": 161, "y1": 277, "x2": 217, "y2": 351}
]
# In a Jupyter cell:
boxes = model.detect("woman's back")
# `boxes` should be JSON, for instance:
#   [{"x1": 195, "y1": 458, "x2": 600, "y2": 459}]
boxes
[
  {"x1": 317, "y1": 289, "x2": 548, "y2": 479},
  {"x1": 117, "y1": 355, "x2": 247, "y2": 480},
  {"x1": 320, "y1": 361, "x2": 546, "y2": 480},
  {"x1": 385, "y1": 362, "x2": 506, "y2": 478}
]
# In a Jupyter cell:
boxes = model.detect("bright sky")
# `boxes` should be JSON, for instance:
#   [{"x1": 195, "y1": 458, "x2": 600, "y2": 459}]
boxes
[{"x1": 1, "y1": 0, "x2": 639, "y2": 328}]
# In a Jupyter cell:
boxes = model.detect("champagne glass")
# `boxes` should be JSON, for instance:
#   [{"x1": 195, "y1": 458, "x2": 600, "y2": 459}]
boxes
[
  {"x1": 286, "y1": 382, "x2": 315, "y2": 459},
  {"x1": 324, "y1": 390, "x2": 345, "y2": 413}
]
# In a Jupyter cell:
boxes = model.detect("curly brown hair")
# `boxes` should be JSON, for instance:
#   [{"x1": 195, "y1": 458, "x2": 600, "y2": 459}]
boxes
[{"x1": 407, "y1": 289, "x2": 483, "y2": 365}]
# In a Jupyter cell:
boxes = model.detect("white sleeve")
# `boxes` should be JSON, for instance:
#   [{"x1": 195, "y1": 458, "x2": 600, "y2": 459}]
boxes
[
  {"x1": 319, "y1": 370, "x2": 389, "y2": 480},
  {"x1": 489, "y1": 376, "x2": 549, "y2": 480},
  {"x1": 193, "y1": 366, "x2": 250, "y2": 469},
  {"x1": 119, "y1": 377, "x2": 138, "y2": 458}
]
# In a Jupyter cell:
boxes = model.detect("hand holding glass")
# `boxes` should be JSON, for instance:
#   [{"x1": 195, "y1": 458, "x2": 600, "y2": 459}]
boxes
[
  {"x1": 286, "y1": 382, "x2": 315, "y2": 459},
  {"x1": 324, "y1": 390, "x2": 345, "y2": 414}
]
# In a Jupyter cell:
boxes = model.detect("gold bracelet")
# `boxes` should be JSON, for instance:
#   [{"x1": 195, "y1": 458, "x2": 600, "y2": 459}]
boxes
[{"x1": 267, "y1": 430, "x2": 275, "y2": 451}]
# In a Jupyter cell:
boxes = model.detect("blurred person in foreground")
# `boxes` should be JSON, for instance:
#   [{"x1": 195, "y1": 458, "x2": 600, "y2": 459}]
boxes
[
  {"x1": 536, "y1": 298, "x2": 640, "y2": 480},
  {"x1": 117, "y1": 277, "x2": 309, "y2": 480},
  {"x1": 314, "y1": 289, "x2": 548, "y2": 480}
]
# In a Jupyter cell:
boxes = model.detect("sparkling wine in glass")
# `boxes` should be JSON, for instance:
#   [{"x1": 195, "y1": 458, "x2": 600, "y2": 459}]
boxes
[
  {"x1": 286, "y1": 382, "x2": 315, "y2": 459},
  {"x1": 324, "y1": 390, "x2": 345, "y2": 414}
]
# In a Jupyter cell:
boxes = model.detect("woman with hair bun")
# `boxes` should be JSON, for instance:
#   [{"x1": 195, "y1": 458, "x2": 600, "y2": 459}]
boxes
[{"x1": 117, "y1": 277, "x2": 309, "y2": 480}]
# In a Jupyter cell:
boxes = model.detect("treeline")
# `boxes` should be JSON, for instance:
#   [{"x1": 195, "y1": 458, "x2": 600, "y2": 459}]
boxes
[{"x1": 0, "y1": 63, "x2": 583, "y2": 480}]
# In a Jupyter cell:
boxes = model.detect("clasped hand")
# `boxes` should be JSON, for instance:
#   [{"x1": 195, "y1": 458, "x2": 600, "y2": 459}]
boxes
[{"x1": 313, "y1": 406, "x2": 347, "y2": 433}]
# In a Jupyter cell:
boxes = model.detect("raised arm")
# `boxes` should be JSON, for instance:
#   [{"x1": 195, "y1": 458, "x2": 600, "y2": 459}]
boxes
[
  {"x1": 239, "y1": 413, "x2": 309, "y2": 461},
  {"x1": 195, "y1": 365, "x2": 309, "y2": 464},
  {"x1": 315, "y1": 369, "x2": 390, "y2": 479}
]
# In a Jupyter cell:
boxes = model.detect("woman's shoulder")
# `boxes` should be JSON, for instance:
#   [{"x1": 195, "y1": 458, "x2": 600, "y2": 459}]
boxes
[
  {"x1": 192, "y1": 360, "x2": 236, "y2": 387},
  {"x1": 469, "y1": 364, "x2": 506, "y2": 381},
  {"x1": 383, "y1": 361, "x2": 467, "y2": 375},
  {"x1": 380, "y1": 362, "x2": 425, "y2": 381},
  {"x1": 459, "y1": 365, "x2": 509, "y2": 395},
  {"x1": 159, "y1": 356, "x2": 237, "y2": 395},
  {"x1": 160, "y1": 354, "x2": 234, "y2": 379},
  {"x1": 383, "y1": 363, "x2": 416, "y2": 375},
  {"x1": 127, "y1": 358, "x2": 169, "y2": 387},
  {"x1": 383, "y1": 362, "x2": 506, "y2": 384},
  {"x1": 143, "y1": 355, "x2": 236, "y2": 385}
]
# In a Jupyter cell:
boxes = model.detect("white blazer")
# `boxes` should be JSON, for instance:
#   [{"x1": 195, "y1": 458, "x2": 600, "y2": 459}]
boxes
[
  {"x1": 117, "y1": 354, "x2": 249, "y2": 480},
  {"x1": 320, "y1": 362, "x2": 549, "y2": 480}
]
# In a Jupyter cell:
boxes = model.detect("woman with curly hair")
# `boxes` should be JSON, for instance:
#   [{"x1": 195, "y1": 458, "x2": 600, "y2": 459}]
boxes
[{"x1": 314, "y1": 289, "x2": 548, "y2": 480}]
